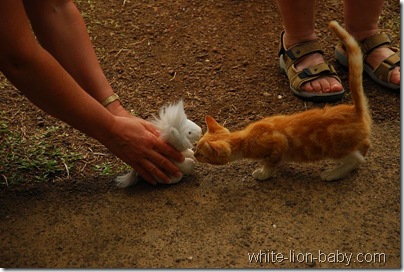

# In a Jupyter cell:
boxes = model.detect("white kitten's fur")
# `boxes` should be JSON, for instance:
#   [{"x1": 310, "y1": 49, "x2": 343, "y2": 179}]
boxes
[{"x1": 115, "y1": 100, "x2": 202, "y2": 188}]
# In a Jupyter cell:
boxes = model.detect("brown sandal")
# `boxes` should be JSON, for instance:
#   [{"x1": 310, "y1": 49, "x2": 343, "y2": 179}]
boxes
[
  {"x1": 278, "y1": 31, "x2": 345, "y2": 103},
  {"x1": 335, "y1": 32, "x2": 400, "y2": 90}
]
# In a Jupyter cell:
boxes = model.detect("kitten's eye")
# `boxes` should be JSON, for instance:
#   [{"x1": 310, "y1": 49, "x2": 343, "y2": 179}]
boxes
[{"x1": 188, "y1": 132, "x2": 192, "y2": 135}]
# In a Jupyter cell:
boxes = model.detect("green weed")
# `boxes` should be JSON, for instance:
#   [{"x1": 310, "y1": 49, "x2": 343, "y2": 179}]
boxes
[{"x1": 0, "y1": 123, "x2": 83, "y2": 186}]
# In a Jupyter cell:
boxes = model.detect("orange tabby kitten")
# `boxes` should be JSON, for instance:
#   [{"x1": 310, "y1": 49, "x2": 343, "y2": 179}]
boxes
[{"x1": 195, "y1": 21, "x2": 371, "y2": 181}]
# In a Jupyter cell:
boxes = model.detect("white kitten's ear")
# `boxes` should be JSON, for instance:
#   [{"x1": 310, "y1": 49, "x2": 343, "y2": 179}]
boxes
[
  {"x1": 205, "y1": 115, "x2": 223, "y2": 133},
  {"x1": 168, "y1": 127, "x2": 180, "y2": 139},
  {"x1": 166, "y1": 127, "x2": 184, "y2": 150}
]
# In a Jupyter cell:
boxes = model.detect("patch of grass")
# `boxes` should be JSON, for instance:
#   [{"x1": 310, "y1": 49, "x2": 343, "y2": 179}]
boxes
[
  {"x1": 93, "y1": 162, "x2": 114, "y2": 176},
  {"x1": 0, "y1": 122, "x2": 83, "y2": 186},
  {"x1": 0, "y1": 115, "x2": 127, "y2": 186}
]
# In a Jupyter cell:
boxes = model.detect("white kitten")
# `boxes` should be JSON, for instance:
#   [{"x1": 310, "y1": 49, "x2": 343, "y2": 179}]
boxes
[{"x1": 115, "y1": 100, "x2": 202, "y2": 188}]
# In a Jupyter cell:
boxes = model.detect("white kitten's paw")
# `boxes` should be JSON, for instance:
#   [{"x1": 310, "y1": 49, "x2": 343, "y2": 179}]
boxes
[
  {"x1": 156, "y1": 172, "x2": 183, "y2": 184},
  {"x1": 175, "y1": 158, "x2": 195, "y2": 174},
  {"x1": 115, "y1": 170, "x2": 139, "y2": 188},
  {"x1": 252, "y1": 167, "x2": 275, "y2": 181},
  {"x1": 181, "y1": 149, "x2": 195, "y2": 160},
  {"x1": 167, "y1": 174, "x2": 183, "y2": 184}
]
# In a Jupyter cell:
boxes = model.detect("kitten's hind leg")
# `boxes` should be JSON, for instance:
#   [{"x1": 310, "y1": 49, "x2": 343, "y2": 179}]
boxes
[
  {"x1": 321, "y1": 151, "x2": 365, "y2": 181},
  {"x1": 252, "y1": 161, "x2": 277, "y2": 181}
]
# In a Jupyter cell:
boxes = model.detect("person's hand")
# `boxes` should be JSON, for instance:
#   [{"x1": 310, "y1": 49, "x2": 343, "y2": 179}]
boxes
[
  {"x1": 101, "y1": 114, "x2": 184, "y2": 185},
  {"x1": 105, "y1": 102, "x2": 134, "y2": 119}
]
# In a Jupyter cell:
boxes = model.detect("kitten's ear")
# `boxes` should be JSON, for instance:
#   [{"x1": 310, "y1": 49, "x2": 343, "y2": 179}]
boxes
[{"x1": 205, "y1": 115, "x2": 223, "y2": 133}]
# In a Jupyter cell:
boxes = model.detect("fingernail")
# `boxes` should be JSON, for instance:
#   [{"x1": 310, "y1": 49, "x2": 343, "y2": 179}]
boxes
[{"x1": 175, "y1": 172, "x2": 183, "y2": 178}]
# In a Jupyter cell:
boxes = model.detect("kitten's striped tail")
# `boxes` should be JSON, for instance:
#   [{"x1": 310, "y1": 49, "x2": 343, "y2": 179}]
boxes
[{"x1": 329, "y1": 21, "x2": 368, "y2": 117}]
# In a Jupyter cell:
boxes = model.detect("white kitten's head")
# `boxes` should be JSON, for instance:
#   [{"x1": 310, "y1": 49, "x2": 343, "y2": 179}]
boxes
[
  {"x1": 153, "y1": 100, "x2": 202, "y2": 151},
  {"x1": 183, "y1": 119, "x2": 202, "y2": 143}
]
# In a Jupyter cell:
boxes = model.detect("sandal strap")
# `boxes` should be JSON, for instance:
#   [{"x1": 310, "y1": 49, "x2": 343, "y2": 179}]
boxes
[
  {"x1": 279, "y1": 31, "x2": 324, "y2": 69},
  {"x1": 384, "y1": 50, "x2": 400, "y2": 66},
  {"x1": 291, "y1": 63, "x2": 340, "y2": 91},
  {"x1": 279, "y1": 31, "x2": 341, "y2": 92},
  {"x1": 360, "y1": 32, "x2": 392, "y2": 57},
  {"x1": 373, "y1": 51, "x2": 401, "y2": 82},
  {"x1": 286, "y1": 40, "x2": 324, "y2": 61}
]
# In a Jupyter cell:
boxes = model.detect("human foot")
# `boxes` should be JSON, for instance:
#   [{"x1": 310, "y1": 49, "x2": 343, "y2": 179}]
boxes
[
  {"x1": 294, "y1": 52, "x2": 344, "y2": 93},
  {"x1": 340, "y1": 31, "x2": 401, "y2": 90},
  {"x1": 282, "y1": 32, "x2": 344, "y2": 95},
  {"x1": 365, "y1": 46, "x2": 400, "y2": 86},
  {"x1": 279, "y1": 31, "x2": 345, "y2": 102}
]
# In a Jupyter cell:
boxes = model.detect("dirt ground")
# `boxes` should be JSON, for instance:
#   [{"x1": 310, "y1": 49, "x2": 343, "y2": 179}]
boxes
[{"x1": 0, "y1": 0, "x2": 400, "y2": 268}]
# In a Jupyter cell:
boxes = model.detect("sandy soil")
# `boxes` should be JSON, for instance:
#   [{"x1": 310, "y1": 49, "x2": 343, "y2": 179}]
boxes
[{"x1": 0, "y1": 0, "x2": 400, "y2": 268}]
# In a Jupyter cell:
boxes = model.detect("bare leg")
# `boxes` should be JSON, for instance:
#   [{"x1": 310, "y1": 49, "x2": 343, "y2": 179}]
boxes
[
  {"x1": 344, "y1": 0, "x2": 400, "y2": 85},
  {"x1": 22, "y1": 0, "x2": 128, "y2": 115},
  {"x1": 276, "y1": 0, "x2": 343, "y2": 94}
]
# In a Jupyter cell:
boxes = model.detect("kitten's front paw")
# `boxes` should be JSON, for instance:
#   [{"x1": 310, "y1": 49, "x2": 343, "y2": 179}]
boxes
[
  {"x1": 252, "y1": 167, "x2": 275, "y2": 181},
  {"x1": 320, "y1": 168, "x2": 346, "y2": 181}
]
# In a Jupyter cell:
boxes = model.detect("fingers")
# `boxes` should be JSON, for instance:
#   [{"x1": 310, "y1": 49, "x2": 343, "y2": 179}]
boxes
[
  {"x1": 133, "y1": 164, "x2": 158, "y2": 185},
  {"x1": 142, "y1": 157, "x2": 181, "y2": 184},
  {"x1": 131, "y1": 158, "x2": 172, "y2": 185},
  {"x1": 148, "y1": 151, "x2": 182, "y2": 178},
  {"x1": 132, "y1": 156, "x2": 181, "y2": 185},
  {"x1": 153, "y1": 137, "x2": 185, "y2": 163},
  {"x1": 138, "y1": 120, "x2": 185, "y2": 163},
  {"x1": 107, "y1": 116, "x2": 186, "y2": 185},
  {"x1": 138, "y1": 118, "x2": 160, "y2": 137},
  {"x1": 129, "y1": 138, "x2": 183, "y2": 185}
]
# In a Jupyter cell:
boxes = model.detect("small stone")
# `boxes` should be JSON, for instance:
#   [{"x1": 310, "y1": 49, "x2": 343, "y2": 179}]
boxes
[{"x1": 37, "y1": 117, "x2": 45, "y2": 127}]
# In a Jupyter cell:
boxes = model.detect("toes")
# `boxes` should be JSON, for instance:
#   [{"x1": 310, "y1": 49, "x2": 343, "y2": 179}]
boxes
[
  {"x1": 390, "y1": 66, "x2": 401, "y2": 85},
  {"x1": 294, "y1": 52, "x2": 343, "y2": 94},
  {"x1": 301, "y1": 78, "x2": 323, "y2": 93},
  {"x1": 317, "y1": 77, "x2": 332, "y2": 93},
  {"x1": 301, "y1": 76, "x2": 342, "y2": 93},
  {"x1": 311, "y1": 78, "x2": 325, "y2": 93},
  {"x1": 329, "y1": 77, "x2": 343, "y2": 92},
  {"x1": 330, "y1": 83, "x2": 343, "y2": 92},
  {"x1": 301, "y1": 81, "x2": 314, "y2": 92}
]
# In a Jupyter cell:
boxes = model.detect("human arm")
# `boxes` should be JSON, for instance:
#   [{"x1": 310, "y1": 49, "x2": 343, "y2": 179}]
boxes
[{"x1": 0, "y1": 0, "x2": 183, "y2": 184}]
